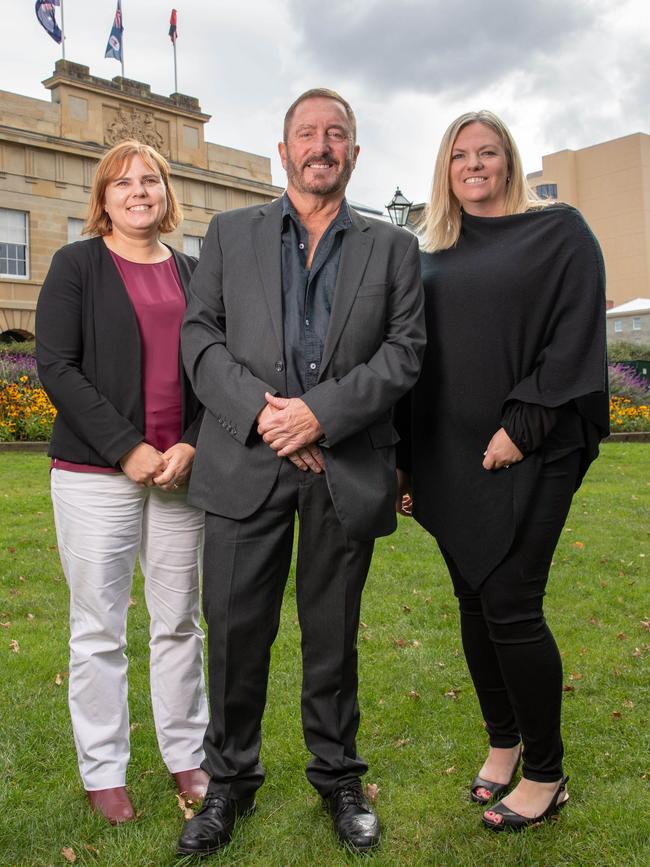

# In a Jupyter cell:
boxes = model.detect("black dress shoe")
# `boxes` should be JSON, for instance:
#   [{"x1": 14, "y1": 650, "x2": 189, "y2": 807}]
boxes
[
  {"x1": 325, "y1": 781, "x2": 381, "y2": 852},
  {"x1": 176, "y1": 792, "x2": 255, "y2": 856}
]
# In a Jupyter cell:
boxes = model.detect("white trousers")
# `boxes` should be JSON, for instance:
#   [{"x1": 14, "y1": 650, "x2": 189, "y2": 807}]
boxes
[{"x1": 51, "y1": 469, "x2": 209, "y2": 790}]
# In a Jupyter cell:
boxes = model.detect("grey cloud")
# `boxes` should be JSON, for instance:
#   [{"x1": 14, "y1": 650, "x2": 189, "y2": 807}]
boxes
[{"x1": 287, "y1": 0, "x2": 595, "y2": 98}]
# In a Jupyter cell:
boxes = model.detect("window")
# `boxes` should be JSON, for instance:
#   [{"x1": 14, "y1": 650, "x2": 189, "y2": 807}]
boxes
[
  {"x1": 183, "y1": 235, "x2": 203, "y2": 257},
  {"x1": 0, "y1": 209, "x2": 28, "y2": 277},
  {"x1": 535, "y1": 184, "x2": 558, "y2": 200},
  {"x1": 632, "y1": 317, "x2": 641, "y2": 331},
  {"x1": 614, "y1": 319, "x2": 622, "y2": 332},
  {"x1": 68, "y1": 218, "x2": 85, "y2": 243}
]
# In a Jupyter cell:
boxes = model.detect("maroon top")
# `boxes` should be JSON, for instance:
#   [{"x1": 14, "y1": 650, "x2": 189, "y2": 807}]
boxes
[{"x1": 52, "y1": 250, "x2": 185, "y2": 474}]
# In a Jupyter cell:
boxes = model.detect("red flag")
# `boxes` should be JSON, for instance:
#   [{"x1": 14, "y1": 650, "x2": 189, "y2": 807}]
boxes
[{"x1": 169, "y1": 9, "x2": 177, "y2": 43}]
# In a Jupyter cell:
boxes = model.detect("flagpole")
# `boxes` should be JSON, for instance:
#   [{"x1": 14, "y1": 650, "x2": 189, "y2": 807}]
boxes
[
  {"x1": 120, "y1": 1, "x2": 125, "y2": 79},
  {"x1": 173, "y1": 39, "x2": 178, "y2": 92},
  {"x1": 60, "y1": 0, "x2": 66, "y2": 59}
]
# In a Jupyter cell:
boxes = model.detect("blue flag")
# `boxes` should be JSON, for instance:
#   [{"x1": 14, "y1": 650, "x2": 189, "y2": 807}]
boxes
[
  {"x1": 105, "y1": 1, "x2": 124, "y2": 61},
  {"x1": 35, "y1": 0, "x2": 62, "y2": 44}
]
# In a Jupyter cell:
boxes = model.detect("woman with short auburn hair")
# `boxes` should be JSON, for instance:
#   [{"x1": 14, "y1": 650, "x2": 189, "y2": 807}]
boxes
[
  {"x1": 396, "y1": 110, "x2": 609, "y2": 831},
  {"x1": 36, "y1": 139, "x2": 209, "y2": 824}
]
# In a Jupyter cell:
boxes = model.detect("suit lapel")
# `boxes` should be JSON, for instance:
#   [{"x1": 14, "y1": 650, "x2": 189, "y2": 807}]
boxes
[
  {"x1": 320, "y1": 208, "x2": 373, "y2": 375},
  {"x1": 251, "y1": 198, "x2": 284, "y2": 353}
]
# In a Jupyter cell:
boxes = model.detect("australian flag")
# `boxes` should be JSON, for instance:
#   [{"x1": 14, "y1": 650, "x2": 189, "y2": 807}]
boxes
[
  {"x1": 35, "y1": 0, "x2": 62, "y2": 44},
  {"x1": 105, "y1": 1, "x2": 124, "y2": 61},
  {"x1": 169, "y1": 9, "x2": 178, "y2": 43}
]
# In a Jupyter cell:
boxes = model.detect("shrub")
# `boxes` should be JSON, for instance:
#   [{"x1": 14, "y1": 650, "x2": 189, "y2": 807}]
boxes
[
  {"x1": 607, "y1": 363, "x2": 650, "y2": 405},
  {"x1": 607, "y1": 341, "x2": 650, "y2": 362}
]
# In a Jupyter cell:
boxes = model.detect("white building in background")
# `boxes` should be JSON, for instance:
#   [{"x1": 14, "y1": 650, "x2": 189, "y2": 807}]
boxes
[{"x1": 606, "y1": 298, "x2": 650, "y2": 345}]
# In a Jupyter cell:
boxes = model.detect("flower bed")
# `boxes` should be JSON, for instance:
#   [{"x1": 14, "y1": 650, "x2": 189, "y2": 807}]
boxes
[
  {"x1": 0, "y1": 344, "x2": 56, "y2": 441},
  {"x1": 609, "y1": 395, "x2": 650, "y2": 433},
  {"x1": 2, "y1": 348, "x2": 650, "y2": 441}
]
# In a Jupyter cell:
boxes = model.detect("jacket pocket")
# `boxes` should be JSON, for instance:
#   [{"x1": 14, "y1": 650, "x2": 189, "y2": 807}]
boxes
[{"x1": 368, "y1": 421, "x2": 400, "y2": 448}]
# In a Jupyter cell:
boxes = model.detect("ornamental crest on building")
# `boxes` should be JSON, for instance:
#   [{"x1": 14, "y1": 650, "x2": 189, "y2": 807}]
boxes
[{"x1": 104, "y1": 107, "x2": 164, "y2": 151}]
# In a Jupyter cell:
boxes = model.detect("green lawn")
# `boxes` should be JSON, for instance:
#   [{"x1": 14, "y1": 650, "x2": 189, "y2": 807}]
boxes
[{"x1": 1, "y1": 444, "x2": 648, "y2": 866}]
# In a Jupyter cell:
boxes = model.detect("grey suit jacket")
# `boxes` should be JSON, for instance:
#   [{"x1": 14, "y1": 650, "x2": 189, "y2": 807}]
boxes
[{"x1": 181, "y1": 197, "x2": 425, "y2": 540}]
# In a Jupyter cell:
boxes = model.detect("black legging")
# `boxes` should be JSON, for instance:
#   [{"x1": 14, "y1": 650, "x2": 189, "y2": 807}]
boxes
[{"x1": 441, "y1": 450, "x2": 581, "y2": 783}]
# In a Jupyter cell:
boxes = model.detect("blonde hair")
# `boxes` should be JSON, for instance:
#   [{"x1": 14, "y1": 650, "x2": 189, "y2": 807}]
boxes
[
  {"x1": 419, "y1": 110, "x2": 543, "y2": 253},
  {"x1": 85, "y1": 140, "x2": 182, "y2": 236}
]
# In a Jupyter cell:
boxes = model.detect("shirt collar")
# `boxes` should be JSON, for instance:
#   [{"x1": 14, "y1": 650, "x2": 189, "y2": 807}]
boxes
[{"x1": 281, "y1": 191, "x2": 352, "y2": 232}]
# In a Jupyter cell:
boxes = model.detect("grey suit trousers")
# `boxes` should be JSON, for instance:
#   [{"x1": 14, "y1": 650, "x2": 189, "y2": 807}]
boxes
[{"x1": 200, "y1": 459, "x2": 374, "y2": 798}]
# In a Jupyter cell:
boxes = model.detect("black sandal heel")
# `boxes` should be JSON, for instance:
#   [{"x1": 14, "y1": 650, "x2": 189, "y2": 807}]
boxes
[{"x1": 482, "y1": 775, "x2": 569, "y2": 832}]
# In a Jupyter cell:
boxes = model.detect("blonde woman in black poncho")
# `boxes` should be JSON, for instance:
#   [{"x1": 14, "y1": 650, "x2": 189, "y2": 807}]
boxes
[{"x1": 395, "y1": 111, "x2": 609, "y2": 831}]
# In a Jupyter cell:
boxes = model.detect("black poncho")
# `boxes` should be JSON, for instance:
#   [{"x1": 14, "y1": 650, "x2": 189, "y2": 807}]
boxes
[{"x1": 398, "y1": 205, "x2": 609, "y2": 587}]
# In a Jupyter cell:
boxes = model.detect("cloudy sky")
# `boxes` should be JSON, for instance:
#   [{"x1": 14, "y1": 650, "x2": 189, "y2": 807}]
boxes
[{"x1": 5, "y1": 0, "x2": 649, "y2": 210}]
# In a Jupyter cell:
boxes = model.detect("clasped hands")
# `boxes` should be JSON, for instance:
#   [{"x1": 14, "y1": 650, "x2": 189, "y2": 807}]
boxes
[
  {"x1": 257, "y1": 392, "x2": 325, "y2": 473},
  {"x1": 120, "y1": 442, "x2": 196, "y2": 490}
]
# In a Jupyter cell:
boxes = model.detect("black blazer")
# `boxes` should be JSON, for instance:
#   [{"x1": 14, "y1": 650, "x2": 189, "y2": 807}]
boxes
[{"x1": 36, "y1": 236, "x2": 201, "y2": 467}]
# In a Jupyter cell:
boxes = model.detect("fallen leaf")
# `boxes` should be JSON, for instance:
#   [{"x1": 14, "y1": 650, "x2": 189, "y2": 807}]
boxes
[
  {"x1": 394, "y1": 738, "x2": 411, "y2": 748},
  {"x1": 599, "y1": 580, "x2": 608, "y2": 588},
  {"x1": 7, "y1": 547, "x2": 16, "y2": 554},
  {"x1": 444, "y1": 688, "x2": 460, "y2": 700},
  {"x1": 378, "y1": 699, "x2": 385, "y2": 706},
  {"x1": 570, "y1": 672, "x2": 583, "y2": 681},
  {"x1": 176, "y1": 793, "x2": 194, "y2": 820},
  {"x1": 402, "y1": 605, "x2": 412, "y2": 613},
  {"x1": 18, "y1": 575, "x2": 27, "y2": 582},
  {"x1": 589, "y1": 616, "x2": 600, "y2": 625},
  {"x1": 444, "y1": 766, "x2": 456, "y2": 775},
  {"x1": 55, "y1": 672, "x2": 64, "y2": 686},
  {"x1": 128, "y1": 597, "x2": 137, "y2": 607},
  {"x1": 616, "y1": 633, "x2": 628, "y2": 641},
  {"x1": 26, "y1": 613, "x2": 34, "y2": 621},
  {"x1": 61, "y1": 847, "x2": 76, "y2": 863},
  {"x1": 562, "y1": 684, "x2": 575, "y2": 692},
  {"x1": 573, "y1": 541, "x2": 585, "y2": 550},
  {"x1": 622, "y1": 700, "x2": 634, "y2": 709},
  {"x1": 632, "y1": 647, "x2": 642, "y2": 658},
  {"x1": 612, "y1": 711, "x2": 622, "y2": 720},
  {"x1": 408, "y1": 690, "x2": 421, "y2": 701},
  {"x1": 365, "y1": 783, "x2": 379, "y2": 802},
  {"x1": 393, "y1": 638, "x2": 408, "y2": 648},
  {"x1": 83, "y1": 844, "x2": 100, "y2": 855},
  {"x1": 130, "y1": 722, "x2": 140, "y2": 731},
  {"x1": 640, "y1": 620, "x2": 650, "y2": 631},
  {"x1": 9, "y1": 639, "x2": 19, "y2": 653},
  {"x1": 0, "y1": 622, "x2": 10, "y2": 629},
  {"x1": 359, "y1": 621, "x2": 368, "y2": 629},
  {"x1": 412, "y1": 639, "x2": 421, "y2": 648},
  {"x1": 435, "y1": 661, "x2": 445, "y2": 668}
]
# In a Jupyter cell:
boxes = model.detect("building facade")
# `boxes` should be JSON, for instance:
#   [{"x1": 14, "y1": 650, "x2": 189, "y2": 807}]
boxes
[
  {"x1": 527, "y1": 133, "x2": 650, "y2": 308},
  {"x1": 606, "y1": 297, "x2": 650, "y2": 346},
  {"x1": 0, "y1": 60, "x2": 282, "y2": 340}
]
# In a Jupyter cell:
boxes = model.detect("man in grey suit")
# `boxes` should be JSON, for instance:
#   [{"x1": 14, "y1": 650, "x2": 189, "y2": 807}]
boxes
[{"x1": 177, "y1": 88, "x2": 425, "y2": 856}]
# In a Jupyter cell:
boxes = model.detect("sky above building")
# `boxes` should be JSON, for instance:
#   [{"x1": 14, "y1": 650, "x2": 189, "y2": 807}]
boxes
[{"x1": 6, "y1": 0, "x2": 649, "y2": 211}]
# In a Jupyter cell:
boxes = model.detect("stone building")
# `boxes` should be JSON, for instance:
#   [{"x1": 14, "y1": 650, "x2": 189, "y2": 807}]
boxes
[
  {"x1": 527, "y1": 133, "x2": 650, "y2": 308},
  {"x1": 0, "y1": 60, "x2": 282, "y2": 340},
  {"x1": 606, "y1": 297, "x2": 650, "y2": 346}
]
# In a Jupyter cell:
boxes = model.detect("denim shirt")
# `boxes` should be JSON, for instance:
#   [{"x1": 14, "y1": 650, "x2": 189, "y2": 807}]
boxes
[{"x1": 281, "y1": 193, "x2": 352, "y2": 397}]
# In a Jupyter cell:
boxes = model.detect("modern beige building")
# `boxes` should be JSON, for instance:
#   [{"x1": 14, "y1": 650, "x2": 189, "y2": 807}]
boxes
[
  {"x1": 527, "y1": 133, "x2": 650, "y2": 308},
  {"x1": 0, "y1": 59, "x2": 282, "y2": 340}
]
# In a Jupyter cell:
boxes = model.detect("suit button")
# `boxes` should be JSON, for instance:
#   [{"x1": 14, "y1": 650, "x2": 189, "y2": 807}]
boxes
[{"x1": 275, "y1": 361, "x2": 284, "y2": 372}]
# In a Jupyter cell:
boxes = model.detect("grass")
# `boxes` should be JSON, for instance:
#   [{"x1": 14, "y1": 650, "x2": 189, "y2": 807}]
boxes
[{"x1": 0, "y1": 443, "x2": 649, "y2": 866}]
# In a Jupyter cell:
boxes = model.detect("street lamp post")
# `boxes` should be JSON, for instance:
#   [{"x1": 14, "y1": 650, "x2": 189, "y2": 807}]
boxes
[{"x1": 386, "y1": 187, "x2": 412, "y2": 228}]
